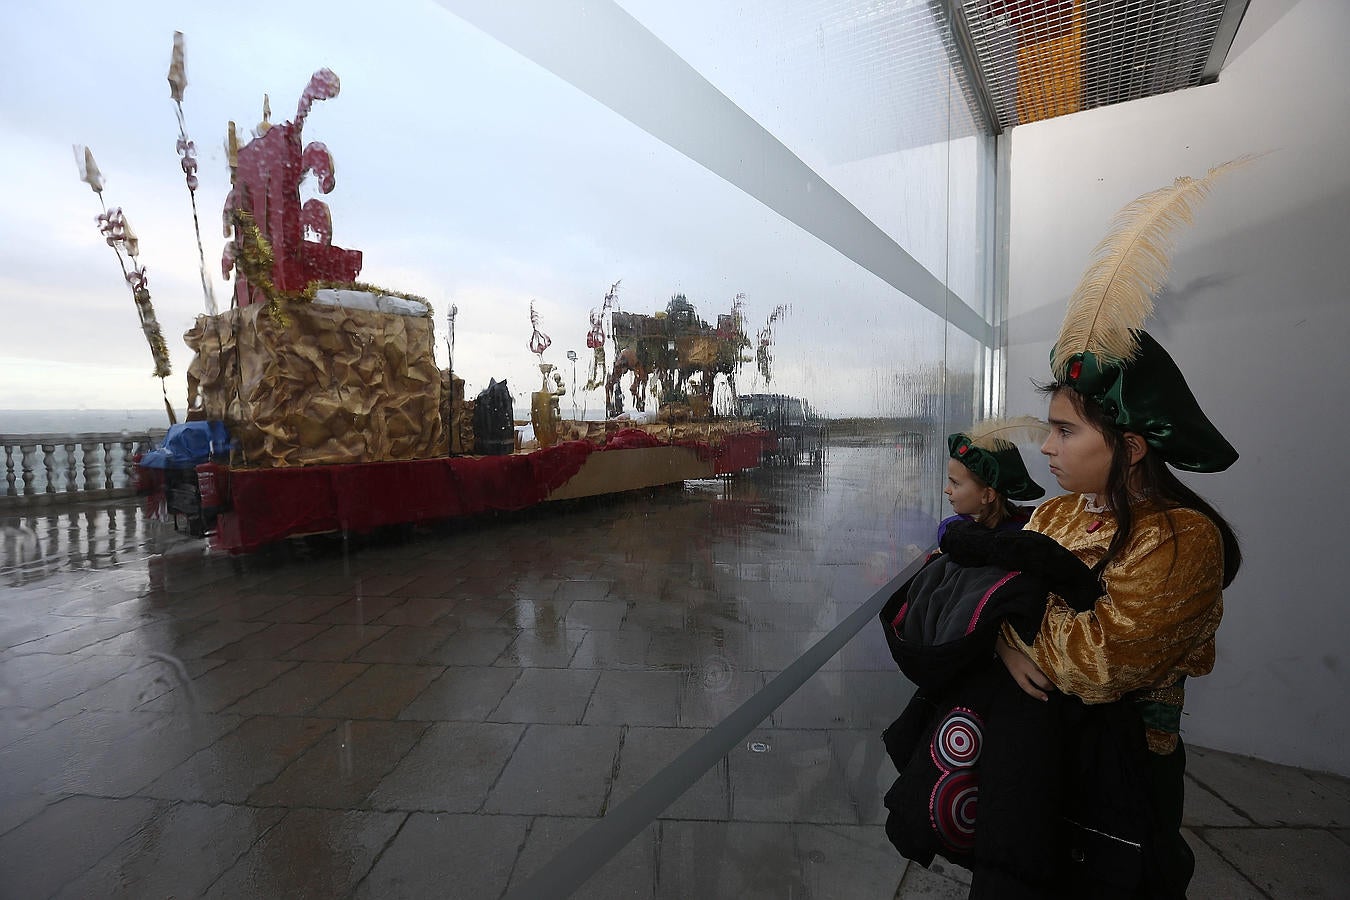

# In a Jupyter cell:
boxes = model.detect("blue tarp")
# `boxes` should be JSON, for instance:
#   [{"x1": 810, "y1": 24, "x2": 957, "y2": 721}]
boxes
[{"x1": 138, "y1": 421, "x2": 232, "y2": 469}]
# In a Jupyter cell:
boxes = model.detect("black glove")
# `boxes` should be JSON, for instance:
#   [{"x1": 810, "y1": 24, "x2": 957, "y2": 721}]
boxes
[
  {"x1": 987, "y1": 529, "x2": 1101, "y2": 612},
  {"x1": 937, "y1": 519, "x2": 999, "y2": 567}
]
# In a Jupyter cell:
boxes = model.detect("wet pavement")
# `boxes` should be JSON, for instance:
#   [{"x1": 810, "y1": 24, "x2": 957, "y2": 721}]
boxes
[{"x1": 1, "y1": 445, "x2": 1347, "y2": 898}]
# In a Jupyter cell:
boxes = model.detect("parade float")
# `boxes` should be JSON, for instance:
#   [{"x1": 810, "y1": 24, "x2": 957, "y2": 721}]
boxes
[{"x1": 83, "y1": 36, "x2": 780, "y2": 552}]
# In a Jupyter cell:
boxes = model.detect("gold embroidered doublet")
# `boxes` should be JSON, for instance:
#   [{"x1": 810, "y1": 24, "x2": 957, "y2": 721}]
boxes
[{"x1": 1004, "y1": 493, "x2": 1224, "y2": 753}]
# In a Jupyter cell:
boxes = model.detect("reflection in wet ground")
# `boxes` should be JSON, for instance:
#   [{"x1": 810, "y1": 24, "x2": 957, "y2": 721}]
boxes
[{"x1": 0, "y1": 447, "x2": 940, "y2": 897}]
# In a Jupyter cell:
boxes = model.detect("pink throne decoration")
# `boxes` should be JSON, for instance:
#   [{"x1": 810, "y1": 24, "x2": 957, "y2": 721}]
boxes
[{"x1": 224, "y1": 69, "x2": 362, "y2": 307}]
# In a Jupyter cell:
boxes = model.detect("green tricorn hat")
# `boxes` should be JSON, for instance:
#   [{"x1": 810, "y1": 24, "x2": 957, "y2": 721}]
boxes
[
  {"x1": 948, "y1": 416, "x2": 1048, "y2": 501},
  {"x1": 1050, "y1": 160, "x2": 1247, "y2": 474},
  {"x1": 1054, "y1": 331, "x2": 1237, "y2": 473}
]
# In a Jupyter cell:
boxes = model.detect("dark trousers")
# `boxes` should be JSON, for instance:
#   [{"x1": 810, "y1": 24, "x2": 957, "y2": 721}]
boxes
[{"x1": 969, "y1": 740, "x2": 1194, "y2": 900}]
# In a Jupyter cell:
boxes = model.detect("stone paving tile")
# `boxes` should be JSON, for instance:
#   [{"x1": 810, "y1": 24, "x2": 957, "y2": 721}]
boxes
[
  {"x1": 367, "y1": 721, "x2": 525, "y2": 812},
  {"x1": 563, "y1": 599, "x2": 628, "y2": 630},
  {"x1": 514, "y1": 576, "x2": 567, "y2": 601},
  {"x1": 0, "y1": 614, "x2": 82, "y2": 652},
  {"x1": 169, "y1": 619, "x2": 273, "y2": 658},
  {"x1": 202, "y1": 808, "x2": 405, "y2": 900},
  {"x1": 1183, "y1": 828, "x2": 1266, "y2": 899},
  {"x1": 249, "y1": 719, "x2": 430, "y2": 808},
  {"x1": 3, "y1": 616, "x2": 146, "y2": 656},
  {"x1": 438, "y1": 596, "x2": 517, "y2": 629},
  {"x1": 583, "y1": 670, "x2": 684, "y2": 727},
  {"x1": 622, "y1": 602, "x2": 691, "y2": 633},
  {"x1": 1187, "y1": 745, "x2": 1350, "y2": 826},
  {"x1": 734, "y1": 630, "x2": 829, "y2": 672},
  {"x1": 398, "y1": 665, "x2": 520, "y2": 722},
  {"x1": 398, "y1": 554, "x2": 472, "y2": 573},
  {"x1": 491, "y1": 668, "x2": 600, "y2": 724},
  {"x1": 0, "y1": 648, "x2": 84, "y2": 683},
  {"x1": 236, "y1": 568, "x2": 335, "y2": 595},
  {"x1": 74, "y1": 619, "x2": 211, "y2": 656},
  {"x1": 894, "y1": 862, "x2": 970, "y2": 899},
  {"x1": 372, "y1": 597, "x2": 461, "y2": 628},
  {"x1": 351, "y1": 573, "x2": 421, "y2": 596},
  {"x1": 645, "y1": 631, "x2": 726, "y2": 670},
  {"x1": 253, "y1": 593, "x2": 353, "y2": 623},
  {"x1": 312, "y1": 663, "x2": 445, "y2": 719},
  {"x1": 1, "y1": 650, "x2": 149, "y2": 709},
  {"x1": 571, "y1": 630, "x2": 653, "y2": 670},
  {"x1": 353, "y1": 811, "x2": 530, "y2": 898},
  {"x1": 677, "y1": 666, "x2": 768, "y2": 728},
  {"x1": 1201, "y1": 826, "x2": 1350, "y2": 897},
  {"x1": 387, "y1": 574, "x2": 464, "y2": 598},
  {"x1": 1310, "y1": 770, "x2": 1350, "y2": 805},
  {"x1": 0, "y1": 709, "x2": 152, "y2": 834},
  {"x1": 352, "y1": 624, "x2": 459, "y2": 664},
  {"x1": 49, "y1": 656, "x2": 224, "y2": 715},
  {"x1": 496, "y1": 598, "x2": 575, "y2": 629},
  {"x1": 49, "y1": 711, "x2": 244, "y2": 798},
  {"x1": 484, "y1": 724, "x2": 622, "y2": 816},
  {"x1": 449, "y1": 576, "x2": 520, "y2": 603},
  {"x1": 653, "y1": 820, "x2": 809, "y2": 899},
  {"x1": 0, "y1": 704, "x2": 77, "y2": 752},
  {"x1": 142, "y1": 715, "x2": 339, "y2": 803},
  {"x1": 309, "y1": 595, "x2": 409, "y2": 625},
  {"x1": 281, "y1": 622, "x2": 391, "y2": 660},
  {"x1": 138, "y1": 658, "x2": 300, "y2": 713},
  {"x1": 54, "y1": 801, "x2": 287, "y2": 900},
  {"x1": 727, "y1": 729, "x2": 861, "y2": 824},
  {"x1": 1337, "y1": 828, "x2": 1350, "y2": 848},
  {"x1": 292, "y1": 573, "x2": 363, "y2": 595},
  {"x1": 212, "y1": 622, "x2": 330, "y2": 659},
  {"x1": 795, "y1": 823, "x2": 908, "y2": 898},
  {"x1": 772, "y1": 670, "x2": 915, "y2": 731},
  {"x1": 160, "y1": 591, "x2": 293, "y2": 622},
  {"x1": 496, "y1": 627, "x2": 586, "y2": 668},
  {"x1": 425, "y1": 626, "x2": 519, "y2": 666},
  {"x1": 609, "y1": 726, "x2": 729, "y2": 820},
  {"x1": 0, "y1": 795, "x2": 163, "y2": 899},
  {"x1": 224, "y1": 661, "x2": 369, "y2": 716},
  {"x1": 1182, "y1": 774, "x2": 1253, "y2": 827},
  {"x1": 506, "y1": 816, "x2": 656, "y2": 899}
]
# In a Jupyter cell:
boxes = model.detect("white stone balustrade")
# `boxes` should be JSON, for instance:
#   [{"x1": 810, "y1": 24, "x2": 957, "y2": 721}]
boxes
[{"x1": 0, "y1": 431, "x2": 166, "y2": 508}]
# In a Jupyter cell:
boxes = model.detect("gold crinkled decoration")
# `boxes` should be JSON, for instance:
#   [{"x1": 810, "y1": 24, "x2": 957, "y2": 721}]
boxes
[{"x1": 185, "y1": 303, "x2": 446, "y2": 466}]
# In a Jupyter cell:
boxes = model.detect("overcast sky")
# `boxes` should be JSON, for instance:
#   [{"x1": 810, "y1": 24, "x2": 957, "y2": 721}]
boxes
[{"x1": 0, "y1": 0, "x2": 993, "y2": 421}]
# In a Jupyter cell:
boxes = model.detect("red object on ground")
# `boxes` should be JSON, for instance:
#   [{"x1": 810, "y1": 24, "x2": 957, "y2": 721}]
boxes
[{"x1": 711, "y1": 431, "x2": 775, "y2": 474}]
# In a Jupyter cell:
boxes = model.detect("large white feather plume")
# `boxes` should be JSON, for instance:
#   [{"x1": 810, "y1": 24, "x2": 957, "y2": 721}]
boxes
[{"x1": 1051, "y1": 157, "x2": 1253, "y2": 379}]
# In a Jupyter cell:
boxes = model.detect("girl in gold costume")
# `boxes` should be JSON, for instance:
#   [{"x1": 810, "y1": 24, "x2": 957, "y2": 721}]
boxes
[{"x1": 992, "y1": 164, "x2": 1246, "y2": 898}]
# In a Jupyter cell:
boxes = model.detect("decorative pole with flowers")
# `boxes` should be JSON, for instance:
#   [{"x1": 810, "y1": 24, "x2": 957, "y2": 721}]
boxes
[
  {"x1": 167, "y1": 31, "x2": 217, "y2": 316},
  {"x1": 74, "y1": 145, "x2": 177, "y2": 424}
]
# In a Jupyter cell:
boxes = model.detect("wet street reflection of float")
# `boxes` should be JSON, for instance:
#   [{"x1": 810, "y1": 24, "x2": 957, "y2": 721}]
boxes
[{"x1": 0, "y1": 442, "x2": 935, "y2": 899}]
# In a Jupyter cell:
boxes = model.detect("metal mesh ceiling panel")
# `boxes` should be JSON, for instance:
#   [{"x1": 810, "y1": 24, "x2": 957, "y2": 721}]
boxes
[{"x1": 955, "y1": 0, "x2": 1234, "y2": 130}]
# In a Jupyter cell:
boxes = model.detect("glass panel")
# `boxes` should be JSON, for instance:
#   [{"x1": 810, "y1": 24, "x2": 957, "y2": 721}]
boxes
[{"x1": 1, "y1": 1, "x2": 995, "y2": 896}]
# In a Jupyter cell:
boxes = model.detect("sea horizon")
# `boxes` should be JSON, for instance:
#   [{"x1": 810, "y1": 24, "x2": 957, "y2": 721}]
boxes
[{"x1": 1, "y1": 409, "x2": 174, "y2": 436}]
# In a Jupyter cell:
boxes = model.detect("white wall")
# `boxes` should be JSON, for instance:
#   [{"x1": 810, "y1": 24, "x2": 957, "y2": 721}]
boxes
[{"x1": 1003, "y1": 0, "x2": 1350, "y2": 775}]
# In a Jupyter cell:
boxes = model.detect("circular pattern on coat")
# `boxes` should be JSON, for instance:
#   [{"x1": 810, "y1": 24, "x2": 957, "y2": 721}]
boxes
[
  {"x1": 933, "y1": 710, "x2": 984, "y2": 769},
  {"x1": 931, "y1": 770, "x2": 979, "y2": 853}
]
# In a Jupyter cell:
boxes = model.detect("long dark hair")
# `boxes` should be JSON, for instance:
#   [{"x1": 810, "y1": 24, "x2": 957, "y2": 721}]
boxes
[{"x1": 1040, "y1": 384, "x2": 1242, "y2": 588}]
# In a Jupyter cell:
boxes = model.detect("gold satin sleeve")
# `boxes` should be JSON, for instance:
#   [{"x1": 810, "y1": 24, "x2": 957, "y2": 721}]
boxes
[{"x1": 1005, "y1": 498, "x2": 1224, "y2": 705}]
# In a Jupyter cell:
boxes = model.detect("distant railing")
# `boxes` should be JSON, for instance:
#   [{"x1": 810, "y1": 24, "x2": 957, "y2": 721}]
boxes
[{"x1": 1, "y1": 431, "x2": 166, "y2": 508}]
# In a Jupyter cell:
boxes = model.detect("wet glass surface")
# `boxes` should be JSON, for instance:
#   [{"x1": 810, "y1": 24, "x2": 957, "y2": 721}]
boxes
[{"x1": 2, "y1": 1, "x2": 993, "y2": 895}]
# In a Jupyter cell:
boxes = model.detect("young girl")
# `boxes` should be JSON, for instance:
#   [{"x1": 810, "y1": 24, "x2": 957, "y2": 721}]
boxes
[
  {"x1": 992, "y1": 165, "x2": 1244, "y2": 898},
  {"x1": 940, "y1": 418, "x2": 1048, "y2": 540}
]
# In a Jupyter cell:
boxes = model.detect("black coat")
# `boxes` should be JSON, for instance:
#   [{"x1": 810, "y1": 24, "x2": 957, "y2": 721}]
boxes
[{"x1": 878, "y1": 545, "x2": 1166, "y2": 898}]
